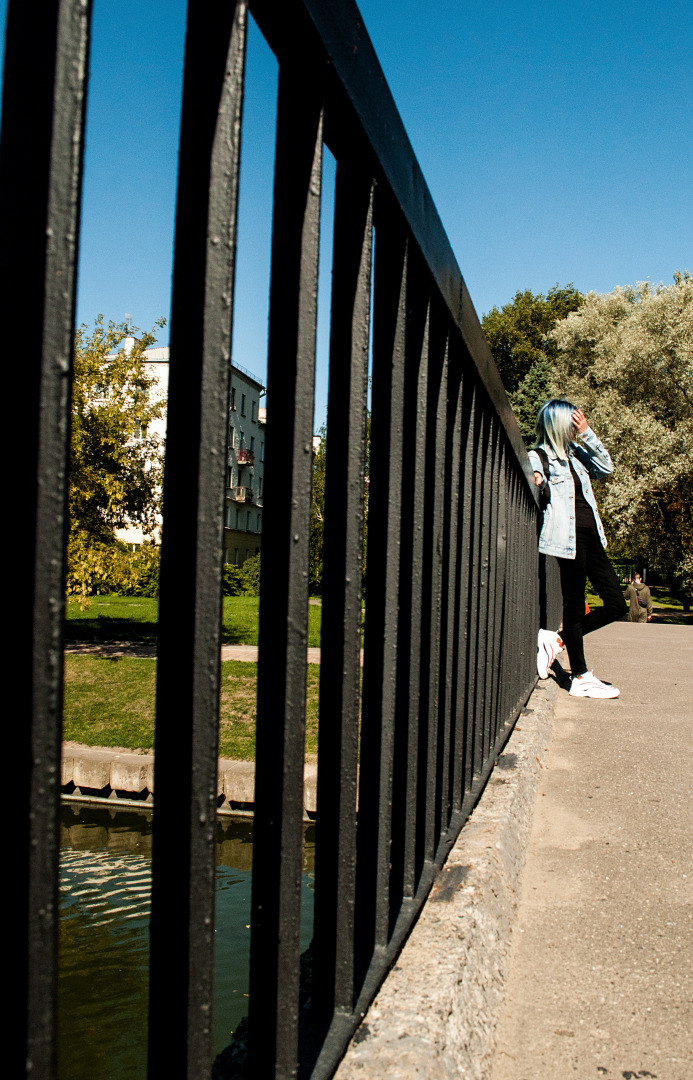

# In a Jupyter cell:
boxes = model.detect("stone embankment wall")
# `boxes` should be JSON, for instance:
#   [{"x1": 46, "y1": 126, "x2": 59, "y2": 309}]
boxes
[{"x1": 61, "y1": 743, "x2": 318, "y2": 818}]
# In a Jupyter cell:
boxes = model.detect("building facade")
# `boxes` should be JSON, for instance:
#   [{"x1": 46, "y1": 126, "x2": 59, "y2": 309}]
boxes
[
  {"x1": 224, "y1": 363, "x2": 266, "y2": 565},
  {"x1": 115, "y1": 342, "x2": 265, "y2": 564}
]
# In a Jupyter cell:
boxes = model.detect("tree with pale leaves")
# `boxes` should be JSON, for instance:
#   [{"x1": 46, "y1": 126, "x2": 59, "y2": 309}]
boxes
[
  {"x1": 549, "y1": 272, "x2": 692, "y2": 602},
  {"x1": 67, "y1": 317, "x2": 167, "y2": 599}
]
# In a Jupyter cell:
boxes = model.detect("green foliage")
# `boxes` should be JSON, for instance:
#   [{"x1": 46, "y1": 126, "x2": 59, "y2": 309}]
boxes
[
  {"x1": 222, "y1": 564, "x2": 246, "y2": 597},
  {"x1": 66, "y1": 538, "x2": 160, "y2": 604},
  {"x1": 309, "y1": 426, "x2": 327, "y2": 594},
  {"x1": 482, "y1": 283, "x2": 584, "y2": 395},
  {"x1": 309, "y1": 413, "x2": 370, "y2": 595},
  {"x1": 67, "y1": 316, "x2": 166, "y2": 600},
  {"x1": 550, "y1": 272, "x2": 693, "y2": 597},
  {"x1": 222, "y1": 555, "x2": 261, "y2": 598},
  {"x1": 508, "y1": 356, "x2": 554, "y2": 444},
  {"x1": 240, "y1": 552, "x2": 261, "y2": 596}
]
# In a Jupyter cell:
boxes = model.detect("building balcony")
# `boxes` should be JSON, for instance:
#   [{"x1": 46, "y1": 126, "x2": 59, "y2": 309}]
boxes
[
  {"x1": 236, "y1": 448, "x2": 254, "y2": 465},
  {"x1": 235, "y1": 486, "x2": 253, "y2": 503}
]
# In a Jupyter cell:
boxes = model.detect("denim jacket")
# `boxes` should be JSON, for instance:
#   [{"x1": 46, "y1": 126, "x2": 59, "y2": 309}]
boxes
[{"x1": 528, "y1": 427, "x2": 613, "y2": 559}]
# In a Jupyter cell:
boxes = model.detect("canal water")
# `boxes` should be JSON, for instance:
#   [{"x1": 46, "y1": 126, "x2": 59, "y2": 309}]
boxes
[{"x1": 59, "y1": 803, "x2": 315, "y2": 1080}]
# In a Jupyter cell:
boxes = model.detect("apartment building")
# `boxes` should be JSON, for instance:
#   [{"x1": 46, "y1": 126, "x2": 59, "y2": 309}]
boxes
[
  {"x1": 115, "y1": 340, "x2": 265, "y2": 563},
  {"x1": 224, "y1": 363, "x2": 266, "y2": 565}
]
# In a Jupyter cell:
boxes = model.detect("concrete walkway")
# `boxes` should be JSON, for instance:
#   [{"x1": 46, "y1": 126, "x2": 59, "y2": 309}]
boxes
[{"x1": 489, "y1": 622, "x2": 692, "y2": 1080}]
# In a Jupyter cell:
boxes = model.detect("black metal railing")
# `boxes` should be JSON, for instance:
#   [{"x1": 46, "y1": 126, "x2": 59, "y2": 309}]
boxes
[{"x1": 3, "y1": 1, "x2": 560, "y2": 1078}]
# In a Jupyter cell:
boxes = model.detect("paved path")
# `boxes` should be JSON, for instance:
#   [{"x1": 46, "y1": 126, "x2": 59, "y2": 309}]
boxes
[
  {"x1": 488, "y1": 622, "x2": 692, "y2": 1080},
  {"x1": 64, "y1": 642, "x2": 323, "y2": 663},
  {"x1": 64, "y1": 643, "x2": 368, "y2": 665}
]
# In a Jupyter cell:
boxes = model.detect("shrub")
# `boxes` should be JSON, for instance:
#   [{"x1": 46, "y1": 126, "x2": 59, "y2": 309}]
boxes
[
  {"x1": 240, "y1": 552, "x2": 261, "y2": 596},
  {"x1": 222, "y1": 564, "x2": 246, "y2": 597},
  {"x1": 66, "y1": 534, "x2": 160, "y2": 605}
]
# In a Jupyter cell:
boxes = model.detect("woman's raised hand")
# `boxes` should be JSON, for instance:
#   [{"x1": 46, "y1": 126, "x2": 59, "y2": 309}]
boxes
[{"x1": 572, "y1": 408, "x2": 588, "y2": 434}]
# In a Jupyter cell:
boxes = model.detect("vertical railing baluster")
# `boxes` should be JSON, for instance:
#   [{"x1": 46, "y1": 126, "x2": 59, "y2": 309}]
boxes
[
  {"x1": 248, "y1": 55, "x2": 324, "y2": 1080},
  {"x1": 397, "y1": 287, "x2": 432, "y2": 894},
  {"x1": 355, "y1": 193, "x2": 407, "y2": 982},
  {"x1": 478, "y1": 411, "x2": 495, "y2": 765},
  {"x1": 482, "y1": 419, "x2": 500, "y2": 760},
  {"x1": 313, "y1": 160, "x2": 373, "y2": 1026},
  {"x1": 149, "y1": 4, "x2": 248, "y2": 1078},
  {"x1": 457, "y1": 380, "x2": 478, "y2": 801},
  {"x1": 415, "y1": 311, "x2": 448, "y2": 868},
  {"x1": 440, "y1": 366, "x2": 465, "y2": 824},
  {"x1": 2, "y1": 1, "x2": 91, "y2": 1075},
  {"x1": 492, "y1": 440, "x2": 509, "y2": 743},
  {"x1": 451, "y1": 372, "x2": 474, "y2": 814},
  {"x1": 432, "y1": 339, "x2": 452, "y2": 846},
  {"x1": 389, "y1": 256, "x2": 430, "y2": 910},
  {"x1": 468, "y1": 400, "x2": 487, "y2": 781}
]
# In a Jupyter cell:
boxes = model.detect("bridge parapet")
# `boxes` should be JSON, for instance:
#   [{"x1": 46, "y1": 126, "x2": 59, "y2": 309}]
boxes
[{"x1": 3, "y1": 0, "x2": 561, "y2": 1077}]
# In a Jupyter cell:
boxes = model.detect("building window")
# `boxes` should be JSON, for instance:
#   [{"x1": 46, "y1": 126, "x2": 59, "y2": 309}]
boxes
[
  {"x1": 257, "y1": 514, "x2": 261, "y2": 532},
  {"x1": 260, "y1": 442, "x2": 265, "y2": 462},
  {"x1": 241, "y1": 393, "x2": 246, "y2": 416},
  {"x1": 227, "y1": 467, "x2": 234, "y2": 489},
  {"x1": 225, "y1": 504, "x2": 233, "y2": 528},
  {"x1": 231, "y1": 387, "x2": 236, "y2": 410},
  {"x1": 246, "y1": 511, "x2": 251, "y2": 531},
  {"x1": 229, "y1": 425, "x2": 235, "y2": 448},
  {"x1": 132, "y1": 421, "x2": 147, "y2": 440},
  {"x1": 251, "y1": 400, "x2": 257, "y2": 422},
  {"x1": 259, "y1": 477, "x2": 263, "y2": 499},
  {"x1": 250, "y1": 435, "x2": 255, "y2": 452},
  {"x1": 234, "y1": 548, "x2": 239, "y2": 565}
]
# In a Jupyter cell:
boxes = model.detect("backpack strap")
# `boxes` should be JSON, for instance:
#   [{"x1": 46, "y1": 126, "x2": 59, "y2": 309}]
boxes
[
  {"x1": 536, "y1": 447, "x2": 549, "y2": 479},
  {"x1": 535, "y1": 447, "x2": 550, "y2": 507}
]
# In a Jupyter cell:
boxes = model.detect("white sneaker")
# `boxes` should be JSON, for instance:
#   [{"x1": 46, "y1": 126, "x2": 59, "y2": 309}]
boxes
[
  {"x1": 537, "y1": 629, "x2": 563, "y2": 679},
  {"x1": 569, "y1": 671, "x2": 620, "y2": 698}
]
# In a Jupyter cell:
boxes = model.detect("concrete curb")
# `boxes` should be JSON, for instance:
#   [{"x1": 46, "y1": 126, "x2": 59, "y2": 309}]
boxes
[
  {"x1": 333, "y1": 678, "x2": 559, "y2": 1080},
  {"x1": 61, "y1": 743, "x2": 318, "y2": 817}
]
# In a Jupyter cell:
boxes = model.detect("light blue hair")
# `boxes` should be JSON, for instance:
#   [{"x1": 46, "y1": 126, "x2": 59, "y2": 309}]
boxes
[{"x1": 534, "y1": 399, "x2": 576, "y2": 461}]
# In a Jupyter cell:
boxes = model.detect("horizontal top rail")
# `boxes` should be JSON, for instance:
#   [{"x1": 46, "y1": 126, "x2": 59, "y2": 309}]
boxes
[{"x1": 252, "y1": 0, "x2": 535, "y2": 487}]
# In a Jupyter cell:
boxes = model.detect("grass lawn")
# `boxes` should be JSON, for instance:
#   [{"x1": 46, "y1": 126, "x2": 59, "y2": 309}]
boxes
[
  {"x1": 65, "y1": 594, "x2": 323, "y2": 648},
  {"x1": 63, "y1": 656, "x2": 320, "y2": 761},
  {"x1": 586, "y1": 583, "x2": 687, "y2": 622},
  {"x1": 66, "y1": 595, "x2": 159, "y2": 642}
]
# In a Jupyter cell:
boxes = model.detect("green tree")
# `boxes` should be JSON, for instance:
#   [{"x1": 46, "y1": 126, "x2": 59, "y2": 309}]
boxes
[
  {"x1": 508, "y1": 355, "x2": 554, "y2": 444},
  {"x1": 68, "y1": 317, "x2": 167, "y2": 598},
  {"x1": 550, "y1": 272, "x2": 693, "y2": 601},
  {"x1": 309, "y1": 412, "x2": 370, "y2": 595},
  {"x1": 309, "y1": 426, "x2": 327, "y2": 594},
  {"x1": 482, "y1": 283, "x2": 584, "y2": 395}
]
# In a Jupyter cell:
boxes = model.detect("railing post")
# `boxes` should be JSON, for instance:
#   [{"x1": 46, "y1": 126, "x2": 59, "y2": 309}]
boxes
[
  {"x1": 2, "y1": 1, "x2": 92, "y2": 1075},
  {"x1": 249, "y1": 55, "x2": 324, "y2": 1080},
  {"x1": 312, "y1": 160, "x2": 373, "y2": 1027},
  {"x1": 149, "y1": 4, "x2": 247, "y2": 1077}
]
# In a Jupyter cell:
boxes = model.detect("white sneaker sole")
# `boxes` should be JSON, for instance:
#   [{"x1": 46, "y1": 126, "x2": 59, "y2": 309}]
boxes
[{"x1": 569, "y1": 684, "x2": 620, "y2": 699}]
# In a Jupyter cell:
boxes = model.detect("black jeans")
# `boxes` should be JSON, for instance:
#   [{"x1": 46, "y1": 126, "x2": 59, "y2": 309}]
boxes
[{"x1": 557, "y1": 527, "x2": 627, "y2": 676}]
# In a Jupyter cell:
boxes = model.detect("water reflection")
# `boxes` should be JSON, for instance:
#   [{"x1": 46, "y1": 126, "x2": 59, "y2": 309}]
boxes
[{"x1": 59, "y1": 803, "x2": 315, "y2": 1080}]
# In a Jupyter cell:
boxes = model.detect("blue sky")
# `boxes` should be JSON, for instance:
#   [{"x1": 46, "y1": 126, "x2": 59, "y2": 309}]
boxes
[{"x1": 1, "y1": 0, "x2": 691, "y2": 426}]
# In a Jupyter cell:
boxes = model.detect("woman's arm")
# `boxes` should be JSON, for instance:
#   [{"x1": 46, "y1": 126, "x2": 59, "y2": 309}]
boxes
[
  {"x1": 571, "y1": 409, "x2": 614, "y2": 478},
  {"x1": 528, "y1": 450, "x2": 550, "y2": 499}
]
